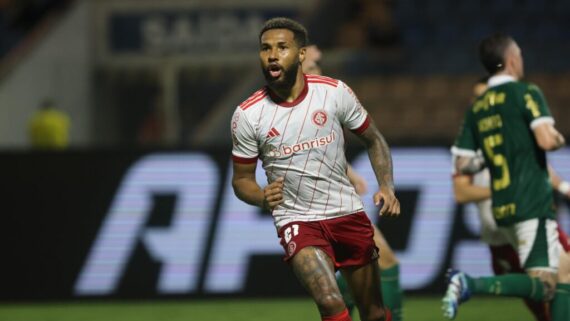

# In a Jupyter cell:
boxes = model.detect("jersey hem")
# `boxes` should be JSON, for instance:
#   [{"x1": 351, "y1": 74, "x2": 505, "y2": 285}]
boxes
[{"x1": 274, "y1": 209, "x2": 365, "y2": 230}]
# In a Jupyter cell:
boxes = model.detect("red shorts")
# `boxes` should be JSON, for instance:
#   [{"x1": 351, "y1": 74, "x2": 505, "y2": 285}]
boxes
[
  {"x1": 277, "y1": 211, "x2": 378, "y2": 269},
  {"x1": 558, "y1": 226, "x2": 570, "y2": 253}
]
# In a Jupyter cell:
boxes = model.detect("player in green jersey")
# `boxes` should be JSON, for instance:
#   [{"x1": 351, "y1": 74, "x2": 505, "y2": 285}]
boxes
[{"x1": 444, "y1": 33, "x2": 569, "y2": 320}]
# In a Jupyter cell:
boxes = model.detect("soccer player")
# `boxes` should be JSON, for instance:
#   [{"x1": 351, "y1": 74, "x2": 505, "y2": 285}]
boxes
[
  {"x1": 302, "y1": 44, "x2": 403, "y2": 321},
  {"x1": 231, "y1": 18, "x2": 400, "y2": 321},
  {"x1": 444, "y1": 33, "x2": 570, "y2": 320},
  {"x1": 453, "y1": 78, "x2": 570, "y2": 321}
]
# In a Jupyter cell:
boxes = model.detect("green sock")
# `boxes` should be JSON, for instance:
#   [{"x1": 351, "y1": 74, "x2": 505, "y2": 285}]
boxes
[
  {"x1": 336, "y1": 274, "x2": 355, "y2": 314},
  {"x1": 466, "y1": 274, "x2": 544, "y2": 301},
  {"x1": 381, "y1": 264, "x2": 403, "y2": 321},
  {"x1": 551, "y1": 283, "x2": 570, "y2": 321}
]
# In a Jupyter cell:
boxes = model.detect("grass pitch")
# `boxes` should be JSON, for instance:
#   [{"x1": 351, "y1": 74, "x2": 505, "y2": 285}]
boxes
[{"x1": 0, "y1": 296, "x2": 534, "y2": 321}]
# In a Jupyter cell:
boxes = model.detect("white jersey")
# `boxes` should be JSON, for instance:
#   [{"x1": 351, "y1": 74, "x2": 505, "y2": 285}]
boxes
[{"x1": 231, "y1": 74, "x2": 369, "y2": 230}]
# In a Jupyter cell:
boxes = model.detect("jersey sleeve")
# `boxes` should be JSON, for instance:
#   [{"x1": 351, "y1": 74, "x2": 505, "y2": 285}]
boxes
[
  {"x1": 522, "y1": 84, "x2": 554, "y2": 130},
  {"x1": 451, "y1": 109, "x2": 478, "y2": 157},
  {"x1": 337, "y1": 81, "x2": 370, "y2": 134},
  {"x1": 231, "y1": 108, "x2": 259, "y2": 164}
]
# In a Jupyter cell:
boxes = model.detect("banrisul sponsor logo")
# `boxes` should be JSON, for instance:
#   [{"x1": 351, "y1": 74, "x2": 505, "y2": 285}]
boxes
[{"x1": 281, "y1": 131, "x2": 336, "y2": 156}]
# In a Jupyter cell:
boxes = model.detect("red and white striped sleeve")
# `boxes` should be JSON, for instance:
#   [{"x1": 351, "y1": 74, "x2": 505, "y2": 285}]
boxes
[
  {"x1": 337, "y1": 80, "x2": 370, "y2": 135},
  {"x1": 230, "y1": 108, "x2": 258, "y2": 164}
]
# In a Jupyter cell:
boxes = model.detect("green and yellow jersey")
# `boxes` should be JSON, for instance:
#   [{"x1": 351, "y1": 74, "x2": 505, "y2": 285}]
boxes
[{"x1": 452, "y1": 75, "x2": 556, "y2": 226}]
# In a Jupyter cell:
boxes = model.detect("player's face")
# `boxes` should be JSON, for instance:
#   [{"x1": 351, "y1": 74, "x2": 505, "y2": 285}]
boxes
[{"x1": 259, "y1": 29, "x2": 305, "y2": 88}]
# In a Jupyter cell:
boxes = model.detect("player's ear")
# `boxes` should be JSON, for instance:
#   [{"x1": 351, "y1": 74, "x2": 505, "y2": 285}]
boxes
[{"x1": 299, "y1": 46, "x2": 306, "y2": 64}]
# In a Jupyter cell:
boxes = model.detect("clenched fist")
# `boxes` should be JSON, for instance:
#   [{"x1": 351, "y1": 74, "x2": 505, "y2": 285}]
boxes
[{"x1": 263, "y1": 177, "x2": 284, "y2": 211}]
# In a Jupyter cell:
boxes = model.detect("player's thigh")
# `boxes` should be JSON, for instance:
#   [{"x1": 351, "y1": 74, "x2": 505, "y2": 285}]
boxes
[
  {"x1": 340, "y1": 261, "x2": 383, "y2": 310},
  {"x1": 373, "y1": 225, "x2": 398, "y2": 269},
  {"x1": 290, "y1": 246, "x2": 340, "y2": 301}
]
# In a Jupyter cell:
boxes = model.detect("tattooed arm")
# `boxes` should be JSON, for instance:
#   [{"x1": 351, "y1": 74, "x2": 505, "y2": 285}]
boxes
[{"x1": 355, "y1": 121, "x2": 400, "y2": 216}]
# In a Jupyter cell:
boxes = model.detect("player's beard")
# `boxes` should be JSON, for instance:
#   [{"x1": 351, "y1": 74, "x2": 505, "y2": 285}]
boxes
[{"x1": 263, "y1": 61, "x2": 299, "y2": 91}]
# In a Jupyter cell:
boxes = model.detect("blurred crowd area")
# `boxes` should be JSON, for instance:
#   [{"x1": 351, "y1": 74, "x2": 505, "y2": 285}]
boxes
[
  {"x1": 0, "y1": 0, "x2": 569, "y2": 148},
  {"x1": 0, "y1": 0, "x2": 71, "y2": 57}
]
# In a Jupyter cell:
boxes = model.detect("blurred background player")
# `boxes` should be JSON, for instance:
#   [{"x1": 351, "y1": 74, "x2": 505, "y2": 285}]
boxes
[
  {"x1": 28, "y1": 98, "x2": 70, "y2": 149},
  {"x1": 451, "y1": 77, "x2": 570, "y2": 321},
  {"x1": 445, "y1": 33, "x2": 570, "y2": 320},
  {"x1": 303, "y1": 44, "x2": 403, "y2": 321}
]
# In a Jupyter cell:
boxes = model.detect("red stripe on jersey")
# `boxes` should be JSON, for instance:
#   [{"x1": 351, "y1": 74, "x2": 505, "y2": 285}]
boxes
[
  {"x1": 307, "y1": 79, "x2": 338, "y2": 87},
  {"x1": 240, "y1": 94, "x2": 267, "y2": 111},
  {"x1": 306, "y1": 74, "x2": 339, "y2": 86},
  {"x1": 240, "y1": 89, "x2": 267, "y2": 110},
  {"x1": 351, "y1": 115, "x2": 371, "y2": 135},
  {"x1": 241, "y1": 89, "x2": 264, "y2": 106},
  {"x1": 232, "y1": 155, "x2": 258, "y2": 164},
  {"x1": 281, "y1": 91, "x2": 314, "y2": 216}
]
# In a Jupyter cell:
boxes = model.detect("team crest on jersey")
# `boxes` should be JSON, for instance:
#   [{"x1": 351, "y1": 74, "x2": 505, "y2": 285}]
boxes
[
  {"x1": 311, "y1": 110, "x2": 328, "y2": 128},
  {"x1": 287, "y1": 241, "x2": 297, "y2": 256}
]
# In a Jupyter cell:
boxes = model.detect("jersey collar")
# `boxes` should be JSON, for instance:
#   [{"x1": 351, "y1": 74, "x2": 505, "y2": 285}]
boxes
[
  {"x1": 267, "y1": 74, "x2": 309, "y2": 108},
  {"x1": 487, "y1": 75, "x2": 516, "y2": 88}
]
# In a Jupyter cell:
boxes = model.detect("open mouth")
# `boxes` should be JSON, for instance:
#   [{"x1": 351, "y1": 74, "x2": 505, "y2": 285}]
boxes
[{"x1": 268, "y1": 64, "x2": 282, "y2": 78}]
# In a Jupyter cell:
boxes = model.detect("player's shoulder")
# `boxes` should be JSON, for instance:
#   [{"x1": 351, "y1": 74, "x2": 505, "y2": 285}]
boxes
[
  {"x1": 237, "y1": 87, "x2": 269, "y2": 112},
  {"x1": 508, "y1": 81, "x2": 543, "y2": 94},
  {"x1": 306, "y1": 74, "x2": 340, "y2": 88},
  {"x1": 521, "y1": 81, "x2": 543, "y2": 94}
]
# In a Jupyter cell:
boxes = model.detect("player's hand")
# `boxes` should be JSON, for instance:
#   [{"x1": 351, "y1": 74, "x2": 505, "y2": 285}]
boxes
[
  {"x1": 373, "y1": 186, "x2": 400, "y2": 217},
  {"x1": 263, "y1": 177, "x2": 284, "y2": 211}
]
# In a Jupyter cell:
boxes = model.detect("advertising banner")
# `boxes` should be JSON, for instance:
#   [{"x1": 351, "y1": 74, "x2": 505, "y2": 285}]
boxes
[{"x1": 1, "y1": 148, "x2": 568, "y2": 300}]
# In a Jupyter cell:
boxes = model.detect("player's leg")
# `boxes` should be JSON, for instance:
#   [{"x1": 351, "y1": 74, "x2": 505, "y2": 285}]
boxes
[
  {"x1": 551, "y1": 250, "x2": 570, "y2": 320},
  {"x1": 341, "y1": 261, "x2": 391, "y2": 321},
  {"x1": 550, "y1": 226, "x2": 570, "y2": 321},
  {"x1": 337, "y1": 225, "x2": 402, "y2": 319},
  {"x1": 442, "y1": 219, "x2": 555, "y2": 320},
  {"x1": 490, "y1": 244, "x2": 550, "y2": 321},
  {"x1": 279, "y1": 221, "x2": 351, "y2": 321},
  {"x1": 373, "y1": 226, "x2": 403, "y2": 321},
  {"x1": 290, "y1": 246, "x2": 352, "y2": 321}
]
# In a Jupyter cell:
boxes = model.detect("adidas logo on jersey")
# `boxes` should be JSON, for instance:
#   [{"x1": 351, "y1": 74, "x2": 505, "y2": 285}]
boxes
[{"x1": 266, "y1": 127, "x2": 280, "y2": 138}]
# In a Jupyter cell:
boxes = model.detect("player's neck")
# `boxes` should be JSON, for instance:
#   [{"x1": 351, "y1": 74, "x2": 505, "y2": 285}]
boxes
[
  {"x1": 494, "y1": 70, "x2": 519, "y2": 81},
  {"x1": 268, "y1": 72, "x2": 306, "y2": 103}
]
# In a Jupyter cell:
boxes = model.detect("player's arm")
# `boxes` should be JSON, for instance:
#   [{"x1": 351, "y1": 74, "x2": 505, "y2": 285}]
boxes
[
  {"x1": 355, "y1": 121, "x2": 400, "y2": 216},
  {"x1": 452, "y1": 174, "x2": 491, "y2": 204},
  {"x1": 533, "y1": 123, "x2": 565, "y2": 151},
  {"x1": 454, "y1": 155, "x2": 485, "y2": 175},
  {"x1": 524, "y1": 85, "x2": 565, "y2": 150},
  {"x1": 232, "y1": 162, "x2": 284, "y2": 211},
  {"x1": 548, "y1": 164, "x2": 570, "y2": 198}
]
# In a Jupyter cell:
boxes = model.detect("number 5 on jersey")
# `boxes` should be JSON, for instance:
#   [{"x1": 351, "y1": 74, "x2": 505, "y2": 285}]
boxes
[{"x1": 483, "y1": 133, "x2": 511, "y2": 191}]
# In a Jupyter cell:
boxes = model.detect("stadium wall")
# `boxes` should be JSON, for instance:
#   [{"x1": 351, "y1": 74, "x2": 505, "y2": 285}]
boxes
[{"x1": 1, "y1": 147, "x2": 569, "y2": 301}]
